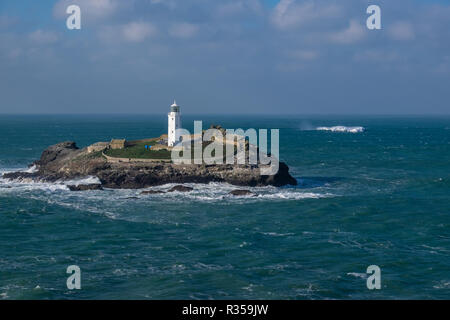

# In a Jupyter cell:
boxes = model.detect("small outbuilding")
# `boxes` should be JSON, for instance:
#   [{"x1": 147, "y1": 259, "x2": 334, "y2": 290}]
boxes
[
  {"x1": 110, "y1": 139, "x2": 127, "y2": 150},
  {"x1": 87, "y1": 142, "x2": 109, "y2": 153}
]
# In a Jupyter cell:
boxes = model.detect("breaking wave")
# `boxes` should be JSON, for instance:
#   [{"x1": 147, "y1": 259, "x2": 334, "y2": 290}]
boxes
[
  {"x1": 1, "y1": 166, "x2": 331, "y2": 203},
  {"x1": 22, "y1": 165, "x2": 38, "y2": 173},
  {"x1": 0, "y1": 167, "x2": 100, "y2": 191},
  {"x1": 0, "y1": 166, "x2": 335, "y2": 222},
  {"x1": 347, "y1": 272, "x2": 367, "y2": 279},
  {"x1": 133, "y1": 182, "x2": 334, "y2": 203},
  {"x1": 316, "y1": 126, "x2": 365, "y2": 133},
  {"x1": 1, "y1": 172, "x2": 332, "y2": 205},
  {"x1": 64, "y1": 176, "x2": 102, "y2": 186}
]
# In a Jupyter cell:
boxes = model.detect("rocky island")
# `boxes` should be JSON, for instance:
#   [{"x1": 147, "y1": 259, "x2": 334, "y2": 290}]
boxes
[
  {"x1": 2, "y1": 140, "x2": 297, "y2": 189},
  {"x1": 2, "y1": 103, "x2": 297, "y2": 190}
]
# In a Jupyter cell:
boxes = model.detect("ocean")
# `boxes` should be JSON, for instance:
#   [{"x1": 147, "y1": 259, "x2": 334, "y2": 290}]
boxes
[{"x1": 0, "y1": 115, "x2": 449, "y2": 299}]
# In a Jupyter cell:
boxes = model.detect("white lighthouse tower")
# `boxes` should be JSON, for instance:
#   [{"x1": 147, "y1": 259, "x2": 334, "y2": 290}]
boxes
[{"x1": 168, "y1": 100, "x2": 181, "y2": 147}]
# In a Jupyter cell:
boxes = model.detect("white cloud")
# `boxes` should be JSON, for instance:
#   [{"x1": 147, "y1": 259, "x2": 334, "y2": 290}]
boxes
[
  {"x1": 354, "y1": 50, "x2": 400, "y2": 63},
  {"x1": 122, "y1": 22, "x2": 157, "y2": 42},
  {"x1": 288, "y1": 49, "x2": 319, "y2": 61},
  {"x1": 169, "y1": 23, "x2": 199, "y2": 39},
  {"x1": 330, "y1": 20, "x2": 365, "y2": 44},
  {"x1": 148, "y1": 0, "x2": 177, "y2": 9},
  {"x1": 0, "y1": 15, "x2": 17, "y2": 29},
  {"x1": 6, "y1": 48, "x2": 22, "y2": 59},
  {"x1": 28, "y1": 30, "x2": 59, "y2": 44},
  {"x1": 217, "y1": 2, "x2": 246, "y2": 16},
  {"x1": 53, "y1": 0, "x2": 120, "y2": 20},
  {"x1": 216, "y1": 0, "x2": 263, "y2": 17},
  {"x1": 389, "y1": 21, "x2": 415, "y2": 41},
  {"x1": 434, "y1": 56, "x2": 450, "y2": 74},
  {"x1": 98, "y1": 22, "x2": 157, "y2": 43},
  {"x1": 271, "y1": 0, "x2": 341, "y2": 30}
]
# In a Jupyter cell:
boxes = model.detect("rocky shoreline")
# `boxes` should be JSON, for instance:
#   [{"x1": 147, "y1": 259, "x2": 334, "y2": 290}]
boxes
[{"x1": 2, "y1": 141, "x2": 297, "y2": 189}]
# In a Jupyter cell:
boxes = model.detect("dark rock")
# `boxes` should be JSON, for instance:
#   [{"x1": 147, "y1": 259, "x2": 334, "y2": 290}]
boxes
[
  {"x1": 38, "y1": 141, "x2": 79, "y2": 166},
  {"x1": 261, "y1": 162, "x2": 298, "y2": 187},
  {"x1": 229, "y1": 189, "x2": 255, "y2": 196},
  {"x1": 2, "y1": 171, "x2": 37, "y2": 180},
  {"x1": 68, "y1": 184, "x2": 103, "y2": 191},
  {"x1": 167, "y1": 185, "x2": 194, "y2": 192},
  {"x1": 141, "y1": 190, "x2": 166, "y2": 195}
]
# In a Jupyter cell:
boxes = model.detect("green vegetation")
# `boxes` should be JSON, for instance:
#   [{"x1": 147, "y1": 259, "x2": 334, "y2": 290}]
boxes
[
  {"x1": 178, "y1": 141, "x2": 239, "y2": 161},
  {"x1": 74, "y1": 151, "x2": 104, "y2": 161},
  {"x1": 104, "y1": 140, "x2": 172, "y2": 160},
  {"x1": 103, "y1": 139, "x2": 241, "y2": 162}
]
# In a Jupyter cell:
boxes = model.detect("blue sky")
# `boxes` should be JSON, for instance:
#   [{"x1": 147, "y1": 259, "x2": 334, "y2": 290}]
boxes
[{"x1": 0, "y1": 0, "x2": 449, "y2": 114}]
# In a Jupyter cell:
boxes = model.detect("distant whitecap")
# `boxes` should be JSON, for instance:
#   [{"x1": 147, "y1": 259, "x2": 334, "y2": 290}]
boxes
[{"x1": 316, "y1": 126, "x2": 365, "y2": 133}]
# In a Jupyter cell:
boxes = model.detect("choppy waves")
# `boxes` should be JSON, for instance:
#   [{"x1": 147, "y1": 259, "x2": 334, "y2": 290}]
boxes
[
  {"x1": 0, "y1": 176, "x2": 331, "y2": 203},
  {"x1": 0, "y1": 169, "x2": 101, "y2": 191},
  {"x1": 134, "y1": 182, "x2": 332, "y2": 202},
  {"x1": 1, "y1": 168, "x2": 334, "y2": 220}
]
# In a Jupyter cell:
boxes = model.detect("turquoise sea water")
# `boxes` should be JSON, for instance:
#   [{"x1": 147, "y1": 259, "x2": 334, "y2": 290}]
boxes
[{"x1": 0, "y1": 115, "x2": 449, "y2": 299}]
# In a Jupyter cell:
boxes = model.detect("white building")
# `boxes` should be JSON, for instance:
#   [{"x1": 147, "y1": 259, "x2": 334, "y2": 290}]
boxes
[{"x1": 168, "y1": 100, "x2": 181, "y2": 147}]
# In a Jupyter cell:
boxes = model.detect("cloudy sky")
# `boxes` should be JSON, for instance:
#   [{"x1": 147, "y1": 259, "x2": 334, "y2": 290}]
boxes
[{"x1": 0, "y1": 0, "x2": 449, "y2": 114}]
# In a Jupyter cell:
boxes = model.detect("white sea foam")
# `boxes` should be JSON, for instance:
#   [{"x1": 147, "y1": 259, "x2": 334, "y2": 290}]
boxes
[
  {"x1": 0, "y1": 180, "x2": 70, "y2": 192},
  {"x1": 136, "y1": 182, "x2": 332, "y2": 202},
  {"x1": 1, "y1": 164, "x2": 329, "y2": 204},
  {"x1": 64, "y1": 176, "x2": 101, "y2": 186},
  {"x1": 1, "y1": 170, "x2": 334, "y2": 221},
  {"x1": 0, "y1": 168, "x2": 21, "y2": 176},
  {"x1": 22, "y1": 165, "x2": 38, "y2": 173},
  {"x1": 1, "y1": 178, "x2": 333, "y2": 215},
  {"x1": 0, "y1": 167, "x2": 67, "y2": 191},
  {"x1": 261, "y1": 232, "x2": 295, "y2": 237},
  {"x1": 433, "y1": 281, "x2": 450, "y2": 289},
  {"x1": 316, "y1": 126, "x2": 365, "y2": 133},
  {"x1": 0, "y1": 166, "x2": 100, "y2": 191},
  {"x1": 347, "y1": 272, "x2": 367, "y2": 279}
]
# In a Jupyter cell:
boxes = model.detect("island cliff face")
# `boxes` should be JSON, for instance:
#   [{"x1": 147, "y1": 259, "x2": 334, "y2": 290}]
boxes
[{"x1": 3, "y1": 141, "x2": 297, "y2": 188}]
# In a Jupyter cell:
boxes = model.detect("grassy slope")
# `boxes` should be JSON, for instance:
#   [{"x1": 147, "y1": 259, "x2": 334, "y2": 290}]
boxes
[
  {"x1": 103, "y1": 140, "x2": 239, "y2": 161},
  {"x1": 104, "y1": 140, "x2": 172, "y2": 160}
]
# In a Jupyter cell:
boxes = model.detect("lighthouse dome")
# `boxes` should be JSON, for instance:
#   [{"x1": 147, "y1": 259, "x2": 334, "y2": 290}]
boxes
[{"x1": 170, "y1": 100, "x2": 180, "y2": 112}]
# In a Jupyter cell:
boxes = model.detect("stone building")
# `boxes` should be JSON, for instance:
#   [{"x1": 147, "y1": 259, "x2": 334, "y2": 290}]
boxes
[
  {"x1": 110, "y1": 139, "x2": 127, "y2": 149},
  {"x1": 87, "y1": 142, "x2": 109, "y2": 153}
]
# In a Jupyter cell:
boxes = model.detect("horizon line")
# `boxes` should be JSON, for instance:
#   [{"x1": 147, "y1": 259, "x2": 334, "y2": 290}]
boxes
[{"x1": 1, "y1": 113, "x2": 450, "y2": 117}]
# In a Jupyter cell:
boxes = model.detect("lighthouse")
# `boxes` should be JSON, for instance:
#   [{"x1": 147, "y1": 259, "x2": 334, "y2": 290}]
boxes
[{"x1": 168, "y1": 100, "x2": 181, "y2": 147}]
